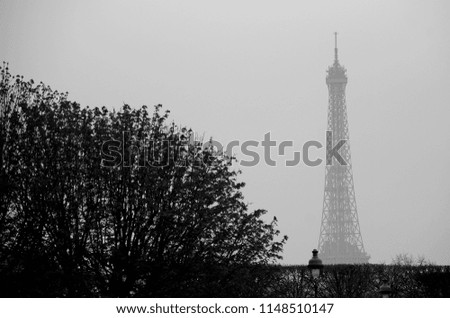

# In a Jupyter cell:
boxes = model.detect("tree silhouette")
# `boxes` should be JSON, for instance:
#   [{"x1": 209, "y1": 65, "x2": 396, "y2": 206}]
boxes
[{"x1": 0, "y1": 64, "x2": 287, "y2": 297}]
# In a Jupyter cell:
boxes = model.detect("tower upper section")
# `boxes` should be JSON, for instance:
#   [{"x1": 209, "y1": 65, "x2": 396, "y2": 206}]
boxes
[{"x1": 326, "y1": 32, "x2": 347, "y2": 85}]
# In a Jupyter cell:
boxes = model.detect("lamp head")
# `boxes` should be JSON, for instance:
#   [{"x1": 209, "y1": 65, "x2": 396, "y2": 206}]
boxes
[
  {"x1": 308, "y1": 249, "x2": 324, "y2": 278},
  {"x1": 379, "y1": 279, "x2": 392, "y2": 298}
]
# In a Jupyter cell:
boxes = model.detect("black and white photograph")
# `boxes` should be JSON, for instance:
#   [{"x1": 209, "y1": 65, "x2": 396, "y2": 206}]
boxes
[{"x1": 0, "y1": 0, "x2": 449, "y2": 315}]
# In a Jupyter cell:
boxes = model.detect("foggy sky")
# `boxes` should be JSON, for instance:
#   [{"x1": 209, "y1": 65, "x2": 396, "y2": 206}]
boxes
[{"x1": 1, "y1": 0, "x2": 450, "y2": 265}]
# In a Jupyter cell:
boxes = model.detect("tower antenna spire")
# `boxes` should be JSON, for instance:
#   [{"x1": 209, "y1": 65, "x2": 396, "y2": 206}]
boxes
[{"x1": 334, "y1": 32, "x2": 338, "y2": 63}]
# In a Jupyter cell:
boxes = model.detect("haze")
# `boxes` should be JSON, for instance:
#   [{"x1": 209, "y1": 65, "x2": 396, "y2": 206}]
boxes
[{"x1": 1, "y1": 0, "x2": 449, "y2": 264}]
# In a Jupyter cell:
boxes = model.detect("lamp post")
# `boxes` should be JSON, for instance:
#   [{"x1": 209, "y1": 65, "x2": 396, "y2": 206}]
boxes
[
  {"x1": 379, "y1": 279, "x2": 392, "y2": 298},
  {"x1": 308, "y1": 249, "x2": 323, "y2": 298}
]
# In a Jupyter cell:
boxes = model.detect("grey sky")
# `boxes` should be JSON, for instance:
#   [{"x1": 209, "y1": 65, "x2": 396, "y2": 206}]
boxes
[{"x1": 1, "y1": 0, "x2": 450, "y2": 264}]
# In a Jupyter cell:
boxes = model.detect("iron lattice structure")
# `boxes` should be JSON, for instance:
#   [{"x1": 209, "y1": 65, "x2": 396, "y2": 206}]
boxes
[{"x1": 318, "y1": 34, "x2": 369, "y2": 264}]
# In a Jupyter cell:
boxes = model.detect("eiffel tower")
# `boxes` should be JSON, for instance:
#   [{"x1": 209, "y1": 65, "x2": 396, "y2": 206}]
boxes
[{"x1": 318, "y1": 33, "x2": 369, "y2": 264}]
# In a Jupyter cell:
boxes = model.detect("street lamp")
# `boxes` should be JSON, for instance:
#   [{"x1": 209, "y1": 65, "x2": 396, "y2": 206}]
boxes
[
  {"x1": 379, "y1": 279, "x2": 392, "y2": 298},
  {"x1": 308, "y1": 249, "x2": 323, "y2": 297}
]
